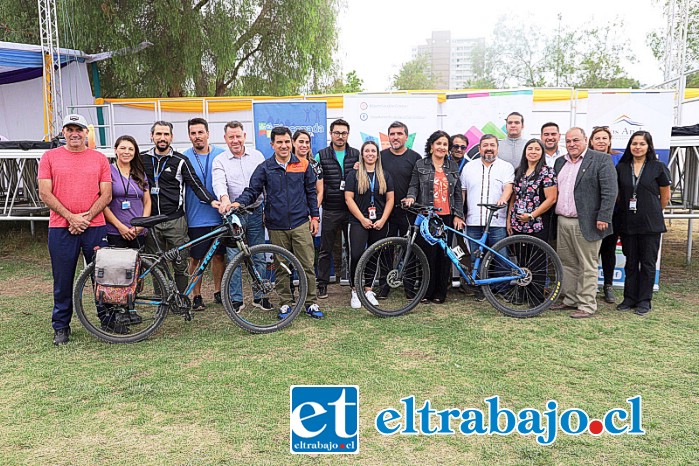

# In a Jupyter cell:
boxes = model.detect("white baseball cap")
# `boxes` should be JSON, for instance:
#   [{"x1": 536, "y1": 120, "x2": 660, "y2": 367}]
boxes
[{"x1": 62, "y1": 114, "x2": 88, "y2": 129}]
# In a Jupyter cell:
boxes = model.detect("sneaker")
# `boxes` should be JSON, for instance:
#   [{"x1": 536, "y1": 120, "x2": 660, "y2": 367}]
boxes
[
  {"x1": 365, "y1": 290, "x2": 379, "y2": 306},
  {"x1": 232, "y1": 301, "x2": 245, "y2": 314},
  {"x1": 101, "y1": 319, "x2": 130, "y2": 335},
  {"x1": 603, "y1": 285, "x2": 616, "y2": 304},
  {"x1": 317, "y1": 284, "x2": 328, "y2": 299},
  {"x1": 53, "y1": 327, "x2": 71, "y2": 346},
  {"x1": 214, "y1": 291, "x2": 222, "y2": 304},
  {"x1": 253, "y1": 298, "x2": 273, "y2": 310},
  {"x1": 278, "y1": 304, "x2": 292, "y2": 320},
  {"x1": 192, "y1": 295, "x2": 206, "y2": 311},
  {"x1": 376, "y1": 284, "x2": 390, "y2": 300},
  {"x1": 127, "y1": 311, "x2": 143, "y2": 325},
  {"x1": 350, "y1": 290, "x2": 361, "y2": 309},
  {"x1": 306, "y1": 303, "x2": 324, "y2": 319}
]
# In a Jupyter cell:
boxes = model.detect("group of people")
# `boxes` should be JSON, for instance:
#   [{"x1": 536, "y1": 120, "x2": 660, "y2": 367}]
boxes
[{"x1": 39, "y1": 112, "x2": 670, "y2": 346}]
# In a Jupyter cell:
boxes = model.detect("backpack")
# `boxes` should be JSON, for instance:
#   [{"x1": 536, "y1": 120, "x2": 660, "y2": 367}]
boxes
[{"x1": 94, "y1": 247, "x2": 141, "y2": 308}]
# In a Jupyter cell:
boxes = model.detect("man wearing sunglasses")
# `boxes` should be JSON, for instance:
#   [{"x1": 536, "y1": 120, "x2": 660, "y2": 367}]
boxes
[
  {"x1": 449, "y1": 134, "x2": 470, "y2": 175},
  {"x1": 315, "y1": 119, "x2": 359, "y2": 299}
]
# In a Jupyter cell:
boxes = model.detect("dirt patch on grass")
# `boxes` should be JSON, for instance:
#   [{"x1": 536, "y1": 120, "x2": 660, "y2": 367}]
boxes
[{"x1": 0, "y1": 274, "x2": 52, "y2": 297}]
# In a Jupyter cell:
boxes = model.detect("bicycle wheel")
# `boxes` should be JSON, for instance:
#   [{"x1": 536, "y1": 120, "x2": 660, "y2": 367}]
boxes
[
  {"x1": 221, "y1": 244, "x2": 308, "y2": 333},
  {"x1": 479, "y1": 235, "x2": 563, "y2": 318},
  {"x1": 73, "y1": 257, "x2": 170, "y2": 343},
  {"x1": 355, "y1": 236, "x2": 429, "y2": 317}
]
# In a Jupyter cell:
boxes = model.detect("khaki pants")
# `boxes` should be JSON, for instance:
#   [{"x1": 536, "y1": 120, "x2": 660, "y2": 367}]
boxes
[
  {"x1": 557, "y1": 216, "x2": 601, "y2": 314},
  {"x1": 268, "y1": 222, "x2": 317, "y2": 306}
]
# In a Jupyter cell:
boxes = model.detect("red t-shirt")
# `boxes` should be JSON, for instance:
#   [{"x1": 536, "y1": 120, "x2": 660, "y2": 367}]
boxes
[
  {"x1": 433, "y1": 170, "x2": 450, "y2": 214},
  {"x1": 38, "y1": 146, "x2": 112, "y2": 228}
]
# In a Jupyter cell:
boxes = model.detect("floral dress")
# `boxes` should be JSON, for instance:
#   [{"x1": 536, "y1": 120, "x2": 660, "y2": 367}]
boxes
[{"x1": 510, "y1": 165, "x2": 557, "y2": 233}]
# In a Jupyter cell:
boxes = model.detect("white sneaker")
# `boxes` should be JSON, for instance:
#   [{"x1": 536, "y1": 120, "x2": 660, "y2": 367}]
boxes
[
  {"x1": 350, "y1": 290, "x2": 361, "y2": 309},
  {"x1": 365, "y1": 290, "x2": 379, "y2": 306}
]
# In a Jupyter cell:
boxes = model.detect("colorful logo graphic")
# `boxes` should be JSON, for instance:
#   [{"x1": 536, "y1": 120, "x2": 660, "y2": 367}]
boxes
[{"x1": 290, "y1": 385, "x2": 359, "y2": 454}]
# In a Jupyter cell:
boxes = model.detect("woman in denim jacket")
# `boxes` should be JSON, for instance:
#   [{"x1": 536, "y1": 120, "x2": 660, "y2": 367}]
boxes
[{"x1": 404, "y1": 130, "x2": 465, "y2": 303}]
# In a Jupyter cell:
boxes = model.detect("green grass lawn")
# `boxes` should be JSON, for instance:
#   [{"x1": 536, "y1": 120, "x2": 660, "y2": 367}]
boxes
[{"x1": 1, "y1": 221, "x2": 698, "y2": 465}]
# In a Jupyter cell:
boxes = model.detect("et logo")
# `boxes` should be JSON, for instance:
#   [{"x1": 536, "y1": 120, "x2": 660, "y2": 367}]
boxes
[{"x1": 290, "y1": 385, "x2": 359, "y2": 454}]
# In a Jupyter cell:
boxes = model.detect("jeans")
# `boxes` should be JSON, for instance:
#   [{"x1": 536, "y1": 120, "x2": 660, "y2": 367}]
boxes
[
  {"x1": 226, "y1": 204, "x2": 265, "y2": 302},
  {"x1": 467, "y1": 226, "x2": 508, "y2": 290}
]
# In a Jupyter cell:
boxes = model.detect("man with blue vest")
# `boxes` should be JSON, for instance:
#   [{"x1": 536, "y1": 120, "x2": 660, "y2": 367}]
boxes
[
  {"x1": 183, "y1": 118, "x2": 227, "y2": 310},
  {"x1": 315, "y1": 119, "x2": 359, "y2": 299}
]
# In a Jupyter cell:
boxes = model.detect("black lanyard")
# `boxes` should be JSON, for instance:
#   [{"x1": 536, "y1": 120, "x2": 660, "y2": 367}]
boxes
[
  {"x1": 193, "y1": 148, "x2": 211, "y2": 186},
  {"x1": 631, "y1": 161, "x2": 646, "y2": 198},
  {"x1": 115, "y1": 165, "x2": 131, "y2": 199}
]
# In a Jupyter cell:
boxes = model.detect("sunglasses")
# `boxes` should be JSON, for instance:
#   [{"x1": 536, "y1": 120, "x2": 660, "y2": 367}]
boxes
[{"x1": 452, "y1": 145, "x2": 468, "y2": 151}]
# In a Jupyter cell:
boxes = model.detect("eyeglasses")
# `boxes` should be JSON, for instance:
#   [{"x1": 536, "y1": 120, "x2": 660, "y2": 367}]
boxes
[
  {"x1": 331, "y1": 131, "x2": 349, "y2": 137},
  {"x1": 452, "y1": 145, "x2": 467, "y2": 151}
]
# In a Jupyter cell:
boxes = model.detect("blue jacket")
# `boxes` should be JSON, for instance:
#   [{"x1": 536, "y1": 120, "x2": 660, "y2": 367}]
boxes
[{"x1": 235, "y1": 153, "x2": 319, "y2": 231}]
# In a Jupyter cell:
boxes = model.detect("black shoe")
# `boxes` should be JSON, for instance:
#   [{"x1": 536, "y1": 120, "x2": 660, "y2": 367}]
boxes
[
  {"x1": 128, "y1": 311, "x2": 143, "y2": 325},
  {"x1": 603, "y1": 285, "x2": 616, "y2": 304},
  {"x1": 376, "y1": 284, "x2": 390, "y2": 300},
  {"x1": 253, "y1": 298, "x2": 273, "y2": 310},
  {"x1": 192, "y1": 295, "x2": 206, "y2": 311},
  {"x1": 616, "y1": 301, "x2": 634, "y2": 311},
  {"x1": 101, "y1": 319, "x2": 130, "y2": 335},
  {"x1": 214, "y1": 291, "x2": 222, "y2": 304},
  {"x1": 634, "y1": 306, "x2": 651, "y2": 316},
  {"x1": 317, "y1": 284, "x2": 328, "y2": 299},
  {"x1": 53, "y1": 327, "x2": 71, "y2": 346},
  {"x1": 232, "y1": 301, "x2": 245, "y2": 314},
  {"x1": 474, "y1": 289, "x2": 486, "y2": 302}
]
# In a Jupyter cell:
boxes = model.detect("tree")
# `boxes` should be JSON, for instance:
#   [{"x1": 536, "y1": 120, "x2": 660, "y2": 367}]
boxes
[
  {"x1": 648, "y1": 0, "x2": 699, "y2": 87},
  {"x1": 322, "y1": 70, "x2": 364, "y2": 94},
  {"x1": 0, "y1": 0, "x2": 341, "y2": 97},
  {"x1": 466, "y1": 41, "x2": 497, "y2": 88},
  {"x1": 392, "y1": 54, "x2": 434, "y2": 90}
]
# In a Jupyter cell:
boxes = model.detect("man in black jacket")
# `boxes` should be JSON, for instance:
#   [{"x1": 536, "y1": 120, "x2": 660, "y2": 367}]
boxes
[
  {"x1": 315, "y1": 119, "x2": 359, "y2": 298},
  {"x1": 141, "y1": 121, "x2": 219, "y2": 293}
]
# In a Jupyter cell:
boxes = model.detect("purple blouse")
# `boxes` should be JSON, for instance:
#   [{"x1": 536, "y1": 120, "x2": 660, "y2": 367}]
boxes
[{"x1": 106, "y1": 164, "x2": 148, "y2": 236}]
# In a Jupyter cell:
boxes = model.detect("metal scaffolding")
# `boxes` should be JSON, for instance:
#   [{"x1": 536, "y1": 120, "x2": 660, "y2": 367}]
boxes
[{"x1": 37, "y1": 0, "x2": 64, "y2": 141}]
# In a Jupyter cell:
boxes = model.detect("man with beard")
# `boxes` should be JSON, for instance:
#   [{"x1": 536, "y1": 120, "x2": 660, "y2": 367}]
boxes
[
  {"x1": 460, "y1": 134, "x2": 514, "y2": 301},
  {"x1": 450, "y1": 133, "x2": 470, "y2": 174},
  {"x1": 182, "y1": 118, "x2": 227, "y2": 310},
  {"x1": 378, "y1": 121, "x2": 422, "y2": 298},
  {"x1": 141, "y1": 121, "x2": 219, "y2": 294},
  {"x1": 498, "y1": 112, "x2": 526, "y2": 168},
  {"x1": 38, "y1": 114, "x2": 112, "y2": 345},
  {"x1": 541, "y1": 122, "x2": 562, "y2": 167}
]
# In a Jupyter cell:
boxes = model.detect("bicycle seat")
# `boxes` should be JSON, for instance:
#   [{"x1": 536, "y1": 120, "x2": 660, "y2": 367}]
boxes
[
  {"x1": 477, "y1": 203, "x2": 506, "y2": 212},
  {"x1": 130, "y1": 214, "x2": 170, "y2": 228}
]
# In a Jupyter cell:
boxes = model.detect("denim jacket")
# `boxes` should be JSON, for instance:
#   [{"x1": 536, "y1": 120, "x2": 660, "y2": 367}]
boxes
[{"x1": 407, "y1": 157, "x2": 464, "y2": 218}]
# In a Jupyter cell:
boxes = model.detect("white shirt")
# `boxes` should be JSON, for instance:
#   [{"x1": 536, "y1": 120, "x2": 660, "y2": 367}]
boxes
[
  {"x1": 460, "y1": 158, "x2": 514, "y2": 227},
  {"x1": 545, "y1": 149, "x2": 562, "y2": 168},
  {"x1": 212, "y1": 148, "x2": 265, "y2": 208}
]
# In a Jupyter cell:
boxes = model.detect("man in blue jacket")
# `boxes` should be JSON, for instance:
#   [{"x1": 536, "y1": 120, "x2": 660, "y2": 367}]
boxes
[{"x1": 230, "y1": 126, "x2": 323, "y2": 319}]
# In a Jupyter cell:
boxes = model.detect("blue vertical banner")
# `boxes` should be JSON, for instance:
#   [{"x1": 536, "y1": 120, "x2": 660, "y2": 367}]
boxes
[{"x1": 253, "y1": 101, "x2": 327, "y2": 159}]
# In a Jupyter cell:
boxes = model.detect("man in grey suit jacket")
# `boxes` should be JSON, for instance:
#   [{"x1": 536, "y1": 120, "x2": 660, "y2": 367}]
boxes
[{"x1": 553, "y1": 127, "x2": 618, "y2": 318}]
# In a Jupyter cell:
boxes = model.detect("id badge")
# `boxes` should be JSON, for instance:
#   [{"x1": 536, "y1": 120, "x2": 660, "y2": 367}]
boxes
[
  {"x1": 339, "y1": 180, "x2": 346, "y2": 191},
  {"x1": 368, "y1": 206, "x2": 377, "y2": 220},
  {"x1": 629, "y1": 197, "x2": 637, "y2": 212},
  {"x1": 150, "y1": 187, "x2": 160, "y2": 195},
  {"x1": 121, "y1": 200, "x2": 131, "y2": 210}
]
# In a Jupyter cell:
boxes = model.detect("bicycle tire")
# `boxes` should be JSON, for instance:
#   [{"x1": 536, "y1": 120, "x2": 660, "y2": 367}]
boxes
[
  {"x1": 479, "y1": 235, "x2": 563, "y2": 318},
  {"x1": 355, "y1": 236, "x2": 430, "y2": 317},
  {"x1": 221, "y1": 244, "x2": 307, "y2": 333},
  {"x1": 73, "y1": 257, "x2": 171, "y2": 344}
]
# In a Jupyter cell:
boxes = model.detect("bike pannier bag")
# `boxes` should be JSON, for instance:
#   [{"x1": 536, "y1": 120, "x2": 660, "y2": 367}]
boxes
[{"x1": 94, "y1": 247, "x2": 141, "y2": 307}]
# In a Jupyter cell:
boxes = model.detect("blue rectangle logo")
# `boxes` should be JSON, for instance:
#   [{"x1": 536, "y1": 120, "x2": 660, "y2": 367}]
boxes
[{"x1": 290, "y1": 385, "x2": 359, "y2": 454}]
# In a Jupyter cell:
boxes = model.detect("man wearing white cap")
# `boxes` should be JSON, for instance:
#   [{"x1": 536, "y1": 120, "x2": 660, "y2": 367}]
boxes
[{"x1": 38, "y1": 114, "x2": 113, "y2": 345}]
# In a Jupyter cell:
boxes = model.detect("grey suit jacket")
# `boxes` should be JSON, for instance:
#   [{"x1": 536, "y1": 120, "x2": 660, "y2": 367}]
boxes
[{"x1": 554, "y1": 149, "x2": 618, "y2": 242}]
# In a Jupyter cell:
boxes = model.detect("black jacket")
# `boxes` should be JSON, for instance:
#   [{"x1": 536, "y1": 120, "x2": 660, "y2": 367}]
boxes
[
  {"x1": 407, "y1": 157, "x2": 464, "y2": 218},
  {"x1": 317, "y1": 144, "x2": 359, "y2": 211}
]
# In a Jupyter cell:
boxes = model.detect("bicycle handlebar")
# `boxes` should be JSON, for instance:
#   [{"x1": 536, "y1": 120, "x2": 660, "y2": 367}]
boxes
[{"x1": 400, "y1": 201, "x2": 442, "y2": 215}]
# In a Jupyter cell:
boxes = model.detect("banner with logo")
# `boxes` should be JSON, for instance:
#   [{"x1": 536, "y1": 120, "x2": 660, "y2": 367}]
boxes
[
  {"x1": 586, "y1": 90, "x2": 674, "y2": 165},
  {"x1": 252, "y1": 101, "x2": 327, "y2": 159},
  {"x1": 342, "y1": 95, "x2": 439, "y2": 155},
  {"x1": 442, "y1": 90, "x2": 534, "y2": 159}
]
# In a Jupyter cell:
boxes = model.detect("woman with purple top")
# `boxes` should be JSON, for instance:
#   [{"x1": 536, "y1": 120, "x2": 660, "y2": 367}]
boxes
[{"x1": 103, "y1": 135, "x2": 151, "y2": 248}]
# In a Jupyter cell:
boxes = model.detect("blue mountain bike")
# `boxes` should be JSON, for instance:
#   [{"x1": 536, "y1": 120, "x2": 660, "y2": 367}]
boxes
[{"x1": 354, "y1": 203, "x2": 563, "y2": 318}]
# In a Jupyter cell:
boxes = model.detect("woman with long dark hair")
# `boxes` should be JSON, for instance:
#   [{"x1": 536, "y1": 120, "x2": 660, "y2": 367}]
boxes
[
  {"x1": 292, "y1": 129, "x2": 323, "y2": 208},
  {"x1": 615, "y1": 131, "x2": 670, "y2": 315},
  {"x1": 404, "y1": 130, "x2": 465, "y2": 304},
  {"x1": 103, "y1": 135, "x2": 151, "y2": 248},
  {"x1": 345, "y1": 140, "x2": 394, "y2": 309},
  {"x1": 590, "y1": 125, "x2": 621, "y2": 303},
  {"x1": 507, "y1": 138, "x2": 558, "y2": 242}
]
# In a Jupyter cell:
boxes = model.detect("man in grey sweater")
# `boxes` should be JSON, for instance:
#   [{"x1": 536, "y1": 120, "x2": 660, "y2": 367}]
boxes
[{"x1": 498, "y1": 111, "x2": 526, "y2": 168}]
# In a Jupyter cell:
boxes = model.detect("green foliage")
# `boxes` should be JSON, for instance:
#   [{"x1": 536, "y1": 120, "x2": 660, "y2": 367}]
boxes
[
  {"x1": 321, "y1": 69, "x2": 364, "y2": 94},
  {"x1": 0, "y1": 0, "x2": 341, "y2": 97},
  {"x1": 392, "y1": 53, "x2": 434, "y2": 90},
  {"x1": 647, "y1": 0, "x2": 699, "y2": 80}
]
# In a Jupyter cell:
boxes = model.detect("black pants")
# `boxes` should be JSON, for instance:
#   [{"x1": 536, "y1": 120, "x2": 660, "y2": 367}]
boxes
[
  {"x1": 348, "y1": 222, "x2": 390, "y2": 288},
  {"x1": 387, "y1": 211, "x2": 412, "y2": 238},
  {"x1": 107, "y1": 234, "x2": 146, "y2": 249},
  {"x1": 317, "y1": 209, "x2": 349, "y2": 286},
  {"x1": 416, "y1": 215, "x2": 453, "y2": 301},
  {"x1": 620, "y1": 233, "x2": 661, "y2": 308},
  {"x1": 514, "y1": 228, "x2": 548, "y2": 305},
  {"x1": 599, "y1": 233, "x2": 619, "y2": 286}
]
